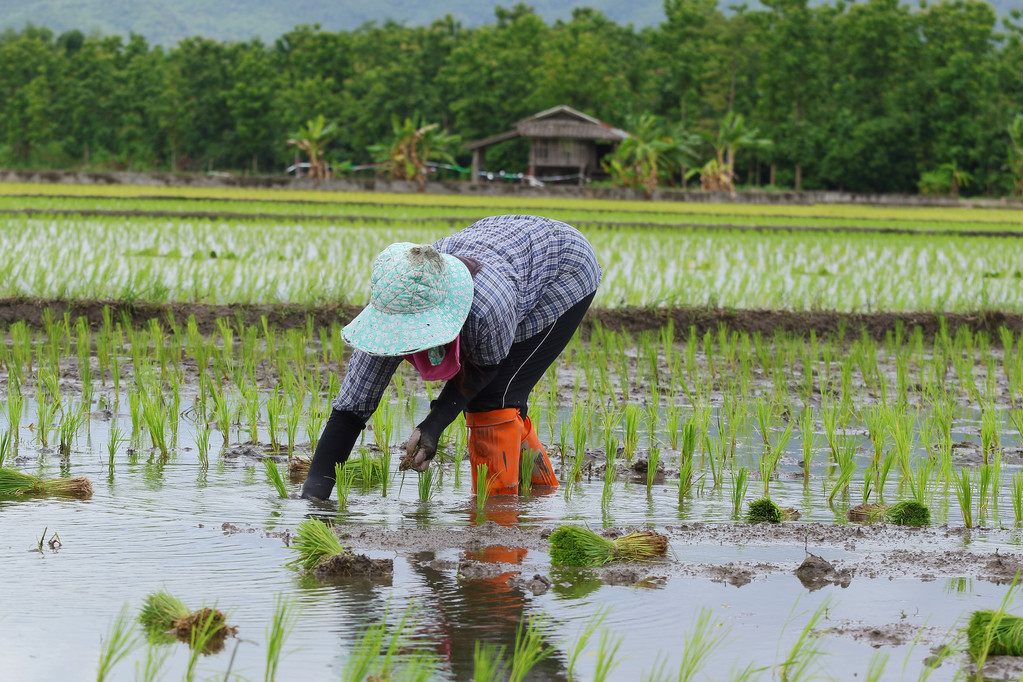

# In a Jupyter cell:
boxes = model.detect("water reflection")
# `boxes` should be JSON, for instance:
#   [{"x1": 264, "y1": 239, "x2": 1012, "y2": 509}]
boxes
[{"x1": 409, "y1": 545, "x2": 567, "y2": 680}]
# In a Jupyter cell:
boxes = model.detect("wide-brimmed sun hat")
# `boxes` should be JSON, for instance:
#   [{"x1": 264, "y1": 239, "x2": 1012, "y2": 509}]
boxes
[{"x1": 341, "y1": 242, "x2": 474, "y2": 356}]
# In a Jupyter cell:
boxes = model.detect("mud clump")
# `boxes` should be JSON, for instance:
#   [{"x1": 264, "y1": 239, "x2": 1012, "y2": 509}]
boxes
[
  {"x1": 288, "y1": 456, "x2": 310, "y2": 482},
  {"x1": 172, "y1": 608, "x2": 238, "y2": 653},
  {"x1": 984, "y1": 552, "x2": 1023, "y2": 585},
  {"x1": 795, "y1": 553, "x2": 853, "y2": 591},
  {"x1": 848, "y1": 503, "x2": 887, "y2": 523},
  {"x1": 508, "y1": 573, "x2": 553, "y2": 595},
  {"x1": 313, "y1": 552, "x2": 393, "y2": 580}
]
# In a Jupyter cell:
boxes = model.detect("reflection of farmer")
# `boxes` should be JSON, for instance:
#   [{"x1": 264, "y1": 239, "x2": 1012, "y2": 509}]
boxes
[{"x1": 302, "y1": 215, "x2": 601, "y2": 500}]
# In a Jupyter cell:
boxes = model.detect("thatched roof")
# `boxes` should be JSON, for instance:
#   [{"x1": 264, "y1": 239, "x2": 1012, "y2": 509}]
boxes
[{"x1": 464, "y1": 105, "x2": 628, "y2": 151}]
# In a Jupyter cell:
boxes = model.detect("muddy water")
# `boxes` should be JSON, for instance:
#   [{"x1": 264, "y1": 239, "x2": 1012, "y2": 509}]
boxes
[{"x1": 3, "y1": 400, "x2": 1023, "y2": 681}]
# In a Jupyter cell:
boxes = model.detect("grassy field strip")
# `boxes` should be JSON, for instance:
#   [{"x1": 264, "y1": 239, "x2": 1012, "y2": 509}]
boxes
[
  {"x1": 3, "y1": 182, "x2": 1022, "y2": 224},
  {"x1": 5, "y1": 215, "x2": 1023, "y2": 311},
  {"x1": 9, "y1": 207, "x2": 1023, "y2": 238},
  {"x1": 5, "y1": 193, "x2": 1023, "y2": 229},
  {"x1": 6, "y1": 198, "x2": 1023, "y2": 234}
]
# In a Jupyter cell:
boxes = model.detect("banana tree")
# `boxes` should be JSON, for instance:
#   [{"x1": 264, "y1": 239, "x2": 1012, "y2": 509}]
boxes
[
  {"x1": 287, "y1": 115, "x2": 338, "y2": 182},
  {"x1": 368, "y1": 113, "x2": 461, "y2": 192},
  {"x1": 701, "y1": 112, "x2": 772, "y2": 192},
  {"x1": 604, "y1": 115, "x2": 695, "y2": 198}
]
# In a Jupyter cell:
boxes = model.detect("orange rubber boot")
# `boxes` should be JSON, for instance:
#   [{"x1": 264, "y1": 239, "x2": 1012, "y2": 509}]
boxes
[
  {"x1": 521, "y1": 416, "x2": 559, "y2": 488},
  {"x1": 466, "y1": 408, "x2": 522, "y2": 496}
]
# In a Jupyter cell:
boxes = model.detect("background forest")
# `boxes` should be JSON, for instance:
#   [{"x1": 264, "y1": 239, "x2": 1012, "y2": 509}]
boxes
[{"x1": 1, "y1": 0, "x2": 1022, "y2": 195}]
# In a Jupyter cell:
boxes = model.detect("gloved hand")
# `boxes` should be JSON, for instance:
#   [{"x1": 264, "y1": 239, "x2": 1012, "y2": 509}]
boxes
[{"x1": 400, "y1": 425, "x2": 438, "y2": 472}]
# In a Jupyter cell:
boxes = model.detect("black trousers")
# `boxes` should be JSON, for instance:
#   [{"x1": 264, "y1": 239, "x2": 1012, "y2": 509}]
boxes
[{"x1": 465, "y1": 290, "x2": 595, "y2": 418}]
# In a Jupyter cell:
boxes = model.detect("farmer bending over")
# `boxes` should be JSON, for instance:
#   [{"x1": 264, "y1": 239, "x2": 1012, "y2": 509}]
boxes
[{"x1": 301, "y1": 215, "x2": 601, "y2": 500}]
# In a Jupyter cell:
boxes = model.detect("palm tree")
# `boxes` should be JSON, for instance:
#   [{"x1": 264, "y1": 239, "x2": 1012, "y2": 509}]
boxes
[
  {"x1": 368, "y1": 113, "x2": 461, "y2": 192},
  {"x1": 287, "y1": 115, "x2": 338, "y2": 182}
]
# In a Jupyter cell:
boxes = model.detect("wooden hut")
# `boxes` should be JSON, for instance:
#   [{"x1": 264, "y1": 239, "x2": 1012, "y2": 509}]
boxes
[{"x1": 464, "y1": 105, "x2": 628, "y2": 184}]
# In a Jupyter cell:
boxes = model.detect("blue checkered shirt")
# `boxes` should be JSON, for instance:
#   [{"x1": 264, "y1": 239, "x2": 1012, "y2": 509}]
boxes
[{"x1": 333, "y1": 215, "x2": 602, "y2": 419}]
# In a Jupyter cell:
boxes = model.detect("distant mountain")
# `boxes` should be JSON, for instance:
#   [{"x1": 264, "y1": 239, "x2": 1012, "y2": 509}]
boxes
[{"x1": 0, "y1": 0, "x2": 1016, "y2": 45}]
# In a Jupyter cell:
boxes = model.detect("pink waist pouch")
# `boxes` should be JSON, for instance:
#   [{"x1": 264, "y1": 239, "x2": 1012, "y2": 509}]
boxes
[{"x1": 405, "y1": 337, "x2": 461, "y2": 381}]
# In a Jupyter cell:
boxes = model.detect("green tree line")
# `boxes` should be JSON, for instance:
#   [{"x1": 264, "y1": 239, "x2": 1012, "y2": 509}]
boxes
[{"x1": 1, "y1": 0, "x2": 1021, "y2": 195}]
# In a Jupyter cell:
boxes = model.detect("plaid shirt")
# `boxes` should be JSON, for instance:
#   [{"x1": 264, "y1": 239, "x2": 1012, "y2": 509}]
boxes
[{"x1": 333, "y1": 215, "x2": 601, "y2": 419}]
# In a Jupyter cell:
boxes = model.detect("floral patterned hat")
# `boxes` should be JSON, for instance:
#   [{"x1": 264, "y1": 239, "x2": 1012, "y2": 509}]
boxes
[{"x1": 341, "y1": 242, "x2": 474, "y2": 356}]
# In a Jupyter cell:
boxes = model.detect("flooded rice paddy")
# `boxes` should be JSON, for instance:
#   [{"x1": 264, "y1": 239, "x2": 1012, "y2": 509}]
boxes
[{"x1": 4, "y1": 318, "x2": 1023, "y2": 680}]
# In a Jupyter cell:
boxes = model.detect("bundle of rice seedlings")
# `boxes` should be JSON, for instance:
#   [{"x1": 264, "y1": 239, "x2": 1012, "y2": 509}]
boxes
[
  {"x1": 966, "y1": 610, "x2": 1023, "y2": 658},
  {"x1": 746, "y1": 497, "x2": 782, "y2": 523},
  {"x1": 137, "y1": 591, "x2": 236, "y2": 651},
  {"x1": 548, "y1": 525, "x2": 668, "y2": 567},
  {"x1": 884, "y1": 500, "x2": 930, "y2": 526},
  {"x1": 287, "y1": 518, "x2": 347, "y2": 570},
  {"x1": 0, "y1": 467, "x2": 93, "y2": 499}
]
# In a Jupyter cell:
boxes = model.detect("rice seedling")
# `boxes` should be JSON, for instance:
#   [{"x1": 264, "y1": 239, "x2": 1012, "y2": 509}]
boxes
[
  {"x1": 646, "y1": 447, "x2": 660, "y2": 492},
  {"x1": 564, "y1": 607, "x2": 608, "y2": 681},
  {"x1": 341, "y1": 605, "x2": 422, "y2": 682},
  {"x1": 547, "y1": 525, "x2": 668, "y2": 566},
  {"x1": 798, "y1": 408, "x2": 818, "y2": 482},
  {"x1": 135, "y1": 640, "x2": 170, "y2": 682},
  {"x1": 284, "y1": 396, "x2": 302, "y2": 457},
  {"x1": 590, "y1": 628, "x2": 623, "y2": 682},
  {"x1": 335, "y1": 461, "x2": 357, "y2": 509},
  {"x1": 1011, "y1": 471, "x2": 1023, "y2": 525},
  {"x1": 417, "y1": 467, "x2": 437, "y2": 502},
  {"x1": 731, "y1": 467, "x2": 749, "y2": 517},
  {"x1": 96, "y1": 605, "x2": 138, "y2": 682},
  {"x1": 678, "y1": 448, "x2": 696, "y2": 504},
  {"x1": 601, "y1": 444, "x2": 617, "y2": 509},
  {"x1": 476, "y1": 463, "x2": 490, "y2": 511},
  {"x1": 287, "y1": 518, "x2": 346, "y2": 570},
  {"x1": 265, "y1": 593, "x2": 299, "y2": 682},
  {"x1": 244, "y1": 387, "x2": 261, "y2": 444},
  {"x1": 953, "y1": 467, "x2": 975, "y2": 528},
  {"x1": 265, "y1": 388, "x2": 285, "y2": 454},
  {"x1": 305, "y1": 397, "x2": 327, "y2": 452},
  {"x1": 508, "y1": 614, "x2": 550, "y2": 682},
  {"x1": 676, "y1": 608, "x2": 730, "y2": 682},
  {"x1": 884, "y1": 500, "x2": 931, "y2": 526},
  {"x1": 140, "y1": 390, "x2": 169, "y2": 458},
  {"x1": 778, "y1": 599, "x2": 830, "y2": 682},
  {"x1": 519, "y1": 444, "x2": 538, "y2": 497},
  {"x1": 828, "y1": 436, "x2": 857, "y2": 505},
  {"x1": 0, "y1": 467, "x2": 93, "y2": 499},
  {"x1": 623, "y1": 403, "x2": 641, "y2": 461},
  {"x1": 746, "y1": 497, "x2": 782, "y2": 524},
  {"x1": 981, "y1": 406, "x2": 1001, "y2": 465},
  {"x1": 195, "y1": 422, "x2": 211, "y2": 469},
  {"x1": 474, "y1": 641, "x2": 507, "y2": 682},
  {"x1": 0, "y1": 430, "x2": 11, "y2": 468},
  {"x1": 6, "y1": 384, "x2": 23, "y2": 444},
  {"x1": 263, "y1": 459, "x2": 289, "y2": 498}
]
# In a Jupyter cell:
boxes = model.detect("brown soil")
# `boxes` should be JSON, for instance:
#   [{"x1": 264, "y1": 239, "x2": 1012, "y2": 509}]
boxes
[
  {"x1": 3, "y1": 297, "x2": 1022, "y2": 343},
  {"x1": 313, "y1": 552, "x2": 394, "y2": 580},
  {"x1": 287, "y1": 521, "x2": 1023, "y2": 586}
]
